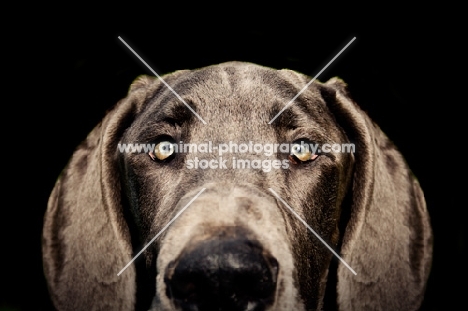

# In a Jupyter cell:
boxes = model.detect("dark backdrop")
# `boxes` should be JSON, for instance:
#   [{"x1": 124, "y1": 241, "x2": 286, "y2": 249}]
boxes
[{"x1": 2, "y1": 4, "x2": 464, "y2": 310}]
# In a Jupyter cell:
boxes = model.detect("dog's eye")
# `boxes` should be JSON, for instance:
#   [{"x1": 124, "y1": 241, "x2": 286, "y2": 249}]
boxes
[
  {"x1": 289, "y1": 141, "x2": 318, "y2": 164},
  {"x1": 150, "y1": 141, "x2": 175, "y2": 161}
]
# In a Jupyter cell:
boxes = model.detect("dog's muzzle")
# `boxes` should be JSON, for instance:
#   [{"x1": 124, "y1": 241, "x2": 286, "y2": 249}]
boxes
[{"x1": 155, "y1": 184, "x2": 296, "y2": 310}]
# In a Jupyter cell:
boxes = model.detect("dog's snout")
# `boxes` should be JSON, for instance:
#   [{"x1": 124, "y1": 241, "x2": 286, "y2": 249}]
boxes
[{"x1": 165, "y1": 238, "x2": 278, "y2": 311}]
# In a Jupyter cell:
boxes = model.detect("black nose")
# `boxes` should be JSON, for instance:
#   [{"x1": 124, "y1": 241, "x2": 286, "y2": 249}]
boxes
[{"x1": 165, "y1": 238, "x2": 278, "y2": 311}]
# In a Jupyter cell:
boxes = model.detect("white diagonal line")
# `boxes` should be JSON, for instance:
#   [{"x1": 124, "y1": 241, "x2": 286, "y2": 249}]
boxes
[
  {"x1": 268, "y1": 188, "x2": 357, "y2": 275},
  {"x1": 117, "y1": 188, "x2": 206, "y2": 276},
  {"x1": 268, "y1": 37, "x2": 356, "y2": 124},
  {"x1": 118, "y1": 36, "x2": 207, "y2": 125}
]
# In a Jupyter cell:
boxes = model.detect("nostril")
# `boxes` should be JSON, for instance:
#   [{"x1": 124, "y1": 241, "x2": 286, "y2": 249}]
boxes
[{"x1": 165, "y1": 239, "x2": 278, "y2": 311}]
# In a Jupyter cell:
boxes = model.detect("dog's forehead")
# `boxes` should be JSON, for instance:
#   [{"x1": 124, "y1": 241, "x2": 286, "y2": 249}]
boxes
[
  {"x1": 181, "y1": 62, "x2": 323, "y2": 114},
  {"x1": 133, "y1": 62, "x2": 344, "y2": 142}
]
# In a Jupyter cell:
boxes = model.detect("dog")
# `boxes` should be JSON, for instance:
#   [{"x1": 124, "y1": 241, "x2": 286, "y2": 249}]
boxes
[{"x1": 42, "y1": 61, "x2": 433, "y2": 310}]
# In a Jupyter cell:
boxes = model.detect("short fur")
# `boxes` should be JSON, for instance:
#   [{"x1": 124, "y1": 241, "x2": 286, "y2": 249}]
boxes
[{"x1": 42, "y1": 62, "x2": 433, "y2": 310}]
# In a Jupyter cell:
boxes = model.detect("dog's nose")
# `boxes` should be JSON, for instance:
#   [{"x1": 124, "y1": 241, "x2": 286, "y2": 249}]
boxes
[{"x1": 165, "y1": 238, "x2": 278, "y2": 311}]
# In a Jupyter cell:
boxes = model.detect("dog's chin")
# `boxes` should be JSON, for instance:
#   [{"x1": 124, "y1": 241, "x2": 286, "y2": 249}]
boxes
[{"x1": 148, "y1": 183, "x2": 305, "y2": 311}]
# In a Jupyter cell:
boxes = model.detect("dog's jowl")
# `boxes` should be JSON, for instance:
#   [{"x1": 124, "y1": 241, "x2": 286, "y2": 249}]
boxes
[{"x1": 42, "y1": 62, "x2": 433, "y2": 311}]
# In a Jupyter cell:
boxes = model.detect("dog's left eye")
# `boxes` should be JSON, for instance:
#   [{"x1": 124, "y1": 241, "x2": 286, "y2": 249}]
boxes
[
  {"x1": 289, "y1": 141, "x2": 318, "y2": 164},
  {"x1": 150, "y1": 141, "x2": 176, "y2": 161}
]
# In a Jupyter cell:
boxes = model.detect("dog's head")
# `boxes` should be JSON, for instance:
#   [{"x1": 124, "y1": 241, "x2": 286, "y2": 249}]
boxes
[{"x1": 42, "y1": 62, "x2": 432, "y2": 310}]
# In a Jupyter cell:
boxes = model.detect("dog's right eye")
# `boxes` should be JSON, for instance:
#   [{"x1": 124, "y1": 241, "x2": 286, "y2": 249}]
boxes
[{"x1": 149, "y1": 140, "x2": 176, "y2": 161}]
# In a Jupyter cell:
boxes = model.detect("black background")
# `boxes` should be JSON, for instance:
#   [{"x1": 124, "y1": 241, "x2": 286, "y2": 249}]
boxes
[{"x1": 2, "y1": 4, "x2": 465, "y2": 310}]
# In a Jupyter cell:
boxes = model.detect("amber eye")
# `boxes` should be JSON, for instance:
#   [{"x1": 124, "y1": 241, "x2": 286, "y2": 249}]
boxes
[
  {"x1": 289, "y1": 141, "x2": 319, "y2": 163},
  {"x1": 150, "y1": 141, "x2": 175, "y2": 161}
]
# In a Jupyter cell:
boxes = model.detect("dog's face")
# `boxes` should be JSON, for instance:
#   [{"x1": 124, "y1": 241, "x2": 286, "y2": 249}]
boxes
[
  {"x1": 42, "y1": 62, "x2": 432, "y2": 311},
  {"x1": 119, "y1": 63, "x2": 353, "y2": 310}
]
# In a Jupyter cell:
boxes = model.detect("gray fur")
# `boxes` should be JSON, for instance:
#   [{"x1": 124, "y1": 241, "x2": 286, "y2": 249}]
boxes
[{"x1": 42, "y1": 62, "x2": 432, "y2": 310}]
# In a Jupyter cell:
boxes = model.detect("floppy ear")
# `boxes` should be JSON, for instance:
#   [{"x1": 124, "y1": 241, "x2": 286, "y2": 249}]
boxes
[
  {"x1": 322, "y1": 78, "x2": 433, "y2": 310},
  {"x1": 42, "y1": 75, "x2": 161, "y2": 310}
]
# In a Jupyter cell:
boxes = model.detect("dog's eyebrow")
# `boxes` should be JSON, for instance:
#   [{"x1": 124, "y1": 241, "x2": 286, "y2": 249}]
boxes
[
  {"x1": 147, "y1": 98, "x2": 196, "y2": 124},
  {"x1": 256, "y1": 71, "x2": 322, "y2": 129},
  {"x1": 133, "y1": 122, "x2": 178, "y2": 143},
  {"x1": 269, "y1": 97, "x2": 324, "y2": 129},
  {"x1": 130, "y1": 99, "x2": 195, "y2": 142}
]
